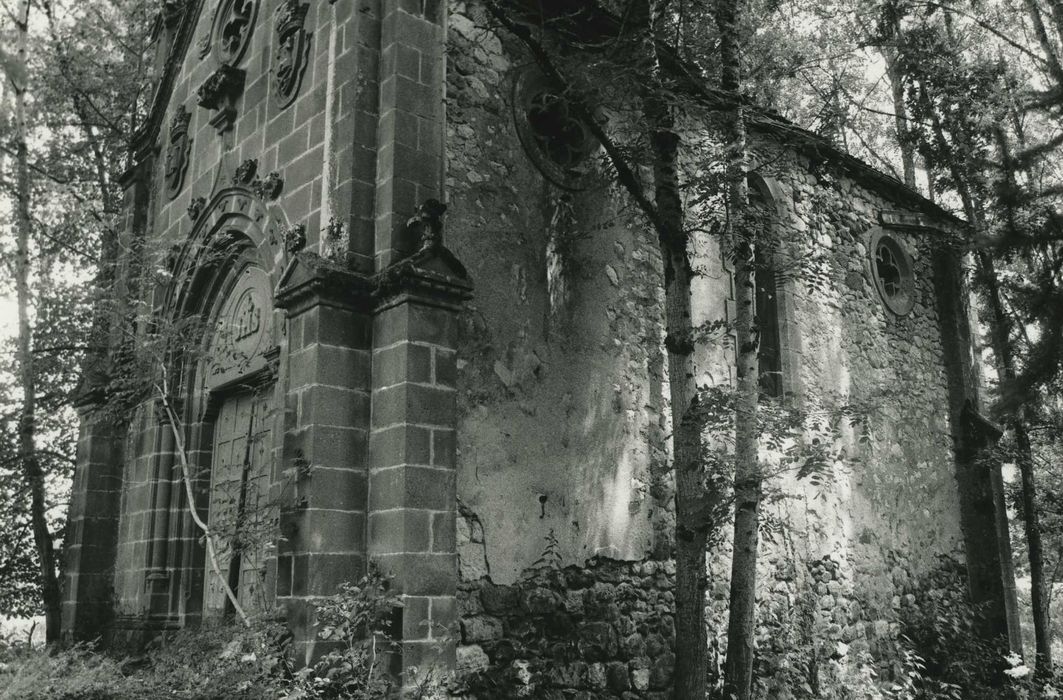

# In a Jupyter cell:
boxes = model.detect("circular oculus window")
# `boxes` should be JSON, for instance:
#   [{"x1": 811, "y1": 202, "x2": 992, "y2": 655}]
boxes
[
  {"x1": 869, "y1": 231, "x2": 916, "y2": 316},
  {"x1": 511, "y1": 68, "x2": 599, "y2": 191}
]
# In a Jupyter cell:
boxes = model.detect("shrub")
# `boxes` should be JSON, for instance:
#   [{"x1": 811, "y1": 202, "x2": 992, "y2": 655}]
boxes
[
  {"x1": 0, "y1": 566, "x2": 450, "y2": 700},
  {"x1": 0, "y1": 640, "x2": 130, "y2": 700}
]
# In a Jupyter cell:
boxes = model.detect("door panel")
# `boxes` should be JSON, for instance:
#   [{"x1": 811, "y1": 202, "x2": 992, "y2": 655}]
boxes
[{"x1": 203, "y1": 391, "x2": 272, "y2": 618}]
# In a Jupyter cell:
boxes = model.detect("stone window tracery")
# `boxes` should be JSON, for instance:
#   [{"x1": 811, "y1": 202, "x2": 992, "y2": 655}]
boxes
[
  {"x1": 213, "y1": 0, "x2": 257, "y2": 66},
  {"x1": 512, "y1": 68, "x2": 599, "y2": 190},
  {"x1": 870, "y1": 230, "x2": 916, "y2": 316}
]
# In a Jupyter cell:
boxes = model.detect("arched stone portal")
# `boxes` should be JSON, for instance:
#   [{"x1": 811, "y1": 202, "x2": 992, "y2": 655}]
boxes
[
  {"x1": 199, "y1": 264, "x2": 276, "y2": 620},
  {"x1": 139, "y1": 187, "x2": 288, "y2": 629}
]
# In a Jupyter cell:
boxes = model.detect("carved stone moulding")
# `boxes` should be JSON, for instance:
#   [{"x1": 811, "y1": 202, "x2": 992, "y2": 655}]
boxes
[
  {"x1": 273, "y1": 0, "x2": 311, "y2": 109},
  {"x1": 164, "y1": 107, "x2": 192, "y2": 200},
  {"x1": 210, "y1": 0, "x2": 258, "y2": 66},
  {"x1": 197, "y1": 65, "x2": 246, "y2": 134}
]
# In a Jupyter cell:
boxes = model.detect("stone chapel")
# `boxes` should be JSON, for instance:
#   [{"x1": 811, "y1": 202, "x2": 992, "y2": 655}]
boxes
[{"x1": 60, "y1": 0, "x2": 1018, "y2": 694}]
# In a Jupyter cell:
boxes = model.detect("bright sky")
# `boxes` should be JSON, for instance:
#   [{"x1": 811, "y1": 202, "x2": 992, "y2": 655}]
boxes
[{"x1": 0, "y1": 298, "x2": 18, "y2": 339}]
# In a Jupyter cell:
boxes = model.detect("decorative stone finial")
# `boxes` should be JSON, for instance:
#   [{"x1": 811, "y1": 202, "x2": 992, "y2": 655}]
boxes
[
  {"x1": 407, "y1": 199, "x2": 447, "y2": 253},
  {"x1": 283, "y1": 223, "x2": 306, "y2": 254},
  {"x1": 252, "y1": 172, "x2": 284, "y2": 201},
  {"x1": 233, "y1": 158, "x2": 258, "y2": 185},
  {"x1": 187, "y1": 196, "x2": 207, "y2": 222}
]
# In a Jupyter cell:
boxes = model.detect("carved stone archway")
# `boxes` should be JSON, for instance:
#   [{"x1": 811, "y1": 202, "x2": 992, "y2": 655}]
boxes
[{"x1": 144, "y1": 186, "x2": 289, "y2": 626}]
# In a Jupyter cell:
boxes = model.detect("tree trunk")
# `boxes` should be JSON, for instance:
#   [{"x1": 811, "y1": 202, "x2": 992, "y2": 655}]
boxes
[
  {"x1": 882, "y1": 46, "x2": 917, "y2": 189},
  {"x1": 715, "y1": 0, "x2": 760, "y2": 696},
  {"x1": 1023, "y1": 0, "x2": 1063, "y2": 87},
  {"x1": 978, "y1": 249, "x2": 1053, "y2": 679},
  {"x1": 927, "y1": 99, "x2": 1049, "y2": 673},
  {"x1": 12, "y1": 0, "x2": 62, "y2": 644},
  {"x1": 634, "y1": 4, "x2": 712, "y2": 697}
]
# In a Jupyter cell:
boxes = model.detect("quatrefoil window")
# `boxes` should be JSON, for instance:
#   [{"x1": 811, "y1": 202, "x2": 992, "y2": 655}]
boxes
[
  {"x1": 870, "y1": 230, "x2": 916, "y2": 316},
  {"x1": 212, "y1": 0, "x2": 257, "y2": 66},
  {"x1": 512, "y1": 68, "x2": 599, "y2": 190},
  {"x1": 526, "y1": 92, "x2": 593, "y2": 169}
]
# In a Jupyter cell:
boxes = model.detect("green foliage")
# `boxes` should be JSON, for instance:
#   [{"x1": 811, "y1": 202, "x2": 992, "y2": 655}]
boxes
[
  {"x1": 0, "y1": 640, "x2": 129, "y2": 700},
  {"x1": 0, "y1": 0, "x2": 156, "y2": 620},
  {"x1": 295, "y1": 564, "x2": 400, "y2": 699},
  {"x1": 892, "y1": 560, "x2": 1020, "y2": 700},
  {"x1": 0, "y1": 567, "x2": 452, "y2": 700}
]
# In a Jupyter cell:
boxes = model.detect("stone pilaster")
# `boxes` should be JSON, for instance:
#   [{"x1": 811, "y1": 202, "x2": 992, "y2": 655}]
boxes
[
  {"x1": 61, "y1": 406, "x2": 124, "y2": 643},
  {"x1": 373, "y1": 0, "x2": 447, "y2": 267},
  {"x1": 144, "y1": 402, "x2": 176, "y2": 618},
  {"x1": 368, "y1": 252, "x2": 471, "y2": 685},
  {"x1": 932, "y1": 242, "x2": 1018, "y2": 649},
  {"x1": 275, "y1": 252, "x2": 375, "y2": 663}
]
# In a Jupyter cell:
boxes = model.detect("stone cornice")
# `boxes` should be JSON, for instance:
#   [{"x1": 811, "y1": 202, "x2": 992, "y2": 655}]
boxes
[
  {"x1": 131, "y1": 0, "x2": 205, "y2": 164},
  {"x1": 275, "y1": 248, "x2": 474, "y2": 318},
  {"x1": 373, "y1": 248, "x2": 474, "y2": 313},
  {"x1": 274, "y1": 251, "x2": 376, "y2": 316}
]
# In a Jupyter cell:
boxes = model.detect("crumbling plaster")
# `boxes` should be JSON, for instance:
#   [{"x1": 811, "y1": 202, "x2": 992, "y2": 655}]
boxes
[{"x1": 446, "y1": 0, "x2": 966, "y2": 616}]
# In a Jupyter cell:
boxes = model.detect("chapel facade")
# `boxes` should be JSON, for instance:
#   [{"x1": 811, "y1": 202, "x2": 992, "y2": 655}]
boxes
[{"x1": 61, "y1": 0, "x2": 1017, "y2": 694}]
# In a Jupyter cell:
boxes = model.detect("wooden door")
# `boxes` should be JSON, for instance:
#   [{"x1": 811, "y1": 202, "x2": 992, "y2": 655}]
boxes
[{"x1": 203, "y1": 390, "x2": 272, "y2": 618}]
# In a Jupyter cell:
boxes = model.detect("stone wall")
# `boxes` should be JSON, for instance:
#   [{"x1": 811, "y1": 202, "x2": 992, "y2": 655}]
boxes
[
  {"x1": 106, "y1": 0, "x2": 359, "y2": 622},
  {"x1": 456, "y1": 557, "x2": 677, "y2": 698},
  {"x1": 445, "y1": 1, "x2": 997, "y2": 694},
  {"x1": 60, "y1": 0, "x2": 1007, "y2": 691}
]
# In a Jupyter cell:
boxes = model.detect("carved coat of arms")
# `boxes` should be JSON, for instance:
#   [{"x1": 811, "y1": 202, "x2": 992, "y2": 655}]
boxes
[
  {"x1": 273, "y1": 1, "x2": 311, "y2": 109},
  {"x1": 164, "y1": 108, "x2": 192, "y2": 200}
]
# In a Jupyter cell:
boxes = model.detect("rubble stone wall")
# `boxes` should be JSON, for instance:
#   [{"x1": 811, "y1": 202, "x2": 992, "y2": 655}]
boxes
[{"x1": 446, "y1": 2, "x2": 981, "y2": 694}]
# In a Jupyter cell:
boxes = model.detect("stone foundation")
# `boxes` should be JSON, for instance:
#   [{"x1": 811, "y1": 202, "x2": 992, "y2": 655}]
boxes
[{"x1": 456, "y1": 557, "x2": 676, "y2": 698}]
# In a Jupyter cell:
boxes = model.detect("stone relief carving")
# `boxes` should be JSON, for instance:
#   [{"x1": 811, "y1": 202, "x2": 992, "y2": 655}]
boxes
[
  {"x1": 252, "y1": 171, "x2": 284, "y2": 200},
  {"x1": 207, "y1": 267, "x2": 272, "y2": 389},
  {"x1": 233, "y1": 158, "x2": 258, "y2": 185},
  {"x1": 407, "y1": 198, "x2": 447, "y2": 253},
  {"x1": 283, "y1": 223, "x2": 306, "y2": 254},
  {"x1": 197, "y1": 64, "x2": 246, "y2": 134},
  {"x1": 187, "y1": 196, "x2": 207, "y2": 222},
  {"x1": 273, "y1": 0, "x2": 311, "y2": 109},
  {"x1": 164, "y1": 108, "x2": 192, "y2": 200},
  {"x1": 211, "y1": 0, "x2": 257, "y2": 66}
]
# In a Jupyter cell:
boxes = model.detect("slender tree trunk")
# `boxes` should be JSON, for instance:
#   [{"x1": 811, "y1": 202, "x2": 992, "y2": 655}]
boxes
[
  {"x1": 715, "y1": 0, "x2": 760, "y2": 696},
  {"x1": 633, "y1": 4, "x2": 713, "y2": 697},
  {"x1": 882, "y1": 46, "x2": 917, "y2": 189},
  {"x1": 979, "y1": 251, "x2": 1052, "y2": 678},
  {"x1": 1023, "y1": 0, "x2": 1063, "y2": 87},
  {"x1": 11, "y1": 0, "x2": 62, "y2": 644},
  {"x1": 924, "y1": 98, "x2": 1051, "y2": 674}
]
